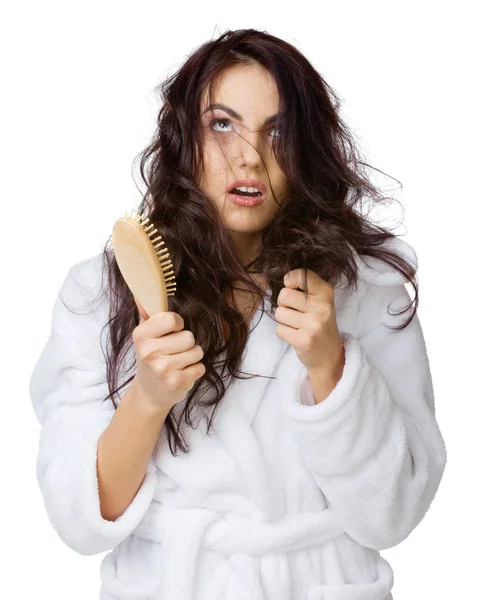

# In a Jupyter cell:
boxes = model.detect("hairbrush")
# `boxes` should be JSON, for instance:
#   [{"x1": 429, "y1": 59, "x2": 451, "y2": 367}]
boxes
[{"x1": 111, "y1": 209, "x2": 176, "y2": 317}]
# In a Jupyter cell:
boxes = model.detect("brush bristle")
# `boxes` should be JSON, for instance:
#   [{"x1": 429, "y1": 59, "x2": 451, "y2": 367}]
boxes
[{"x1": 131, "y1": 209, "x2": 177, "y2": 295}]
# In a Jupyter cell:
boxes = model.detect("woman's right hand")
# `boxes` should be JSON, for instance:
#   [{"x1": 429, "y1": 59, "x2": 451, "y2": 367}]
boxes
[{"x1": 131, "y1": 299, "x2": 206, "y2": 412}]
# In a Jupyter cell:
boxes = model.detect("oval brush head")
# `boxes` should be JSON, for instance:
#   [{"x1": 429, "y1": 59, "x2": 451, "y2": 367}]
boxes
[{"x1": 111, "y1": 209, "x2": 176, "y2": 317}]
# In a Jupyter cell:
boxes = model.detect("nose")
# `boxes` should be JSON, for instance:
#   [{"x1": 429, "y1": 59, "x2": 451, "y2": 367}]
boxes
[{"x1": 234, "y1": 128, "x2": 264, "y2": 169}]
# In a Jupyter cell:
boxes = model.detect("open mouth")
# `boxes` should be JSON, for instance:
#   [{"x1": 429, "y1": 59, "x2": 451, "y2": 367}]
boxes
[{"x1": 228, "y1": 187, "x2": 264, "y2": 198}]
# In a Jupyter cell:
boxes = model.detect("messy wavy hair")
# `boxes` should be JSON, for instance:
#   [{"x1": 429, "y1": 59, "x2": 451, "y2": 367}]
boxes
[{"x1": 97, "y1": 28, "x2": 418, "y2": 455}]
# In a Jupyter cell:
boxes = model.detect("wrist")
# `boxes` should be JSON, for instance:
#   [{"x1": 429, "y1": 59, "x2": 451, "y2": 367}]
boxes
[
  {"x1": 306, "y1": 344, "x2": 345, "y2": 405},
  {"x1": 126, "y1": 376, "x2": 173, "y2": 420},
  {"x1": 308, "y1": 340, "x2": 345, "y2": 379}
]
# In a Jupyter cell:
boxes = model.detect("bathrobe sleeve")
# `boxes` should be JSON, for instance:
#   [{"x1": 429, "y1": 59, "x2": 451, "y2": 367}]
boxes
[
  {"x1": 282, "y1": 280, "x2": 447, "y2": 551},
  {"x1": 29, "y1": 258, "x2": 158, "y2": 556}
]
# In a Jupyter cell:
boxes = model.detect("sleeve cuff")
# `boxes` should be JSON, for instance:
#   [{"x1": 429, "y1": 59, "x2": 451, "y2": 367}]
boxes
[
  {"x1": 38, "y1": 415, "x2": 159, "y2": 556},
  {"x1": 299, "y1": 376, "x2": 316, "y2": 405},
  {"x1": 283, "y1": 332, "x2": 361, "y2": 422}
]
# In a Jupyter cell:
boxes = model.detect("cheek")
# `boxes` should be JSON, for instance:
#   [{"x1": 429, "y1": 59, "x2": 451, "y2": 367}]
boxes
[
  {"x1": 202, "y1": 150, "x2": 231, "y2": 187},
  {"x1": 203, "y1": 130, "x2": 234, "y2": 156},
  {"x1": 267, "y1": 170, "x2": 288, "y2": 204}
]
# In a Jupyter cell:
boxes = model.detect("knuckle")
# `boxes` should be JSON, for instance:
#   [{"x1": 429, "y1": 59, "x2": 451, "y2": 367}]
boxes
[
  {"x1": 155, "y1": 357, "x2": 169, "y2": 375},
  {"x1": 300, "y1": 334, "x2": 312, "y2": 352},
  {"x1": 166, "y1": 313, "x2": 177, "y2": 329},
  {"x1": 313, "y1": 325, "x2": 323, "y2": 339},
  {"x1": 311, "y1": 318, "x2": 324, "y2": 334},
  {"x1": 185, "y1": 330, "x2": 196, "y2": 347},
  {"x1": 170, "y1": 312, "x2": 184, "y2": 328},
  {"x1": 138, "y1": 347, "x2": 150, "y2": 362},
  {"x1": 165, "y1": 372, "x2": 181, "y2": 390}
]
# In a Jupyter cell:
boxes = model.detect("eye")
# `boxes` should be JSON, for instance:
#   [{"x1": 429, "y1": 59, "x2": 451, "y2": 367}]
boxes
[
  {"x1": 210, "y1": 118, "x2": 281, "y2": 138},
  {"x1": 210, "y1": 118, "x2": 233, "y2": 132}
]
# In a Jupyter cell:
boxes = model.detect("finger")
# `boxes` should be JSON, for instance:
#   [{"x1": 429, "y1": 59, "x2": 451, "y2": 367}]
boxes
[
  {"x1": 153, "y1": 329, "x2": 197, "y2": 356},
  {"x1": 142, "y1": 341, "x2": 204, "y2": 370},
  {"x1": 181, "y1": 362, "x2": 206, "y2": 390},
  {"x1": 275, "y1": 304, "x2": 308, "y2": 329},
  {"x1": 277, "y1": 287, "x2": 310, "y2": 313},
  {"x1": 135, "y1": 298, "x2": 149, "y2": 323},
  {"x1": 136, "y1": 310, "x2": 185, "y2": 339},
  {"x1": 284, "y1": 268, "x2": 326, "y2": 296},
  {"x1": 283, "y1": 269, "x2": 309, "y2": 292}
]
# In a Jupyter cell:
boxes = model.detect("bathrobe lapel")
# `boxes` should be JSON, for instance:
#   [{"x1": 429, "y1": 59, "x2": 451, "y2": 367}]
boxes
[
  {"x1": 214, "y1": 274, "x2": 350, "y2": 425},
  {"x1": 210, "y1": 280, "x2": 350, "y2": 518},
  {"x1": 211, "y1": 293, "x2": 291, "y2": 517},
  {"x1": 221, "y1": 293, "x2": 290, "y2": 424},
  {"x1": 154, "y1": 278, "x2": 351, "y2": 519}
]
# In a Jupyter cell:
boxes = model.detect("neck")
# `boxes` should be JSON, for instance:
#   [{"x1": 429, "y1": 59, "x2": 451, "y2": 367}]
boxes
[{"x1": 230, "y1": 230, "x2": 262, "y2": 268}]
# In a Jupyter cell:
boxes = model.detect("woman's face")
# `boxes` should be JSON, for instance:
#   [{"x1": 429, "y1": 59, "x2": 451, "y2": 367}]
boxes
[{"x1": 198, "y1": 63, "x2": 289, "y2": 252}]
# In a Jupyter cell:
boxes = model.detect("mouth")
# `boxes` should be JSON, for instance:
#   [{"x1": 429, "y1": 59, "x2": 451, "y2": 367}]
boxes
[{"x1": 227, "y1": 179, "x2": 267, "y2": 206}]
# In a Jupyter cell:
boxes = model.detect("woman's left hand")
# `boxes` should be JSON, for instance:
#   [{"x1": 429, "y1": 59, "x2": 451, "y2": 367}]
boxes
[{"x1": 274, "y1": 269, "x2": 345, "y2": 377}]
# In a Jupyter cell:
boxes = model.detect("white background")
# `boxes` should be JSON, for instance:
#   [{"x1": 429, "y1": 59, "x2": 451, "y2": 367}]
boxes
[{"x1": 2, "y1": 1, "x2": 480, "y2": 598}]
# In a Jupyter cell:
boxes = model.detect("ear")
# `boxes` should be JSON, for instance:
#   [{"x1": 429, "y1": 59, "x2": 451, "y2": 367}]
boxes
[{"x1": 135, "y1": 298, "x2": 149, "y2": 323}]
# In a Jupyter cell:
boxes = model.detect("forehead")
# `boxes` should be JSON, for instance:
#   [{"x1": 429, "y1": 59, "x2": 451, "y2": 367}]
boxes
[{"x1": 200, "y1": 63, "x2": 280, "y2": 122}]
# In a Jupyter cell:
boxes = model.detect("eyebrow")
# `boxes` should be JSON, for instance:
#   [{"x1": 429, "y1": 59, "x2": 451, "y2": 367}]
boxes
[{"x1": 202, "y1": 103, "x2": 280, "y2": 125}]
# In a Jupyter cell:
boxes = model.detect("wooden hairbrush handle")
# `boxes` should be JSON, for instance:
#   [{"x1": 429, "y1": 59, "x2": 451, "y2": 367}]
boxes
[{"x1": 111, "y1": 211, "x2": 176, "y2": 318}]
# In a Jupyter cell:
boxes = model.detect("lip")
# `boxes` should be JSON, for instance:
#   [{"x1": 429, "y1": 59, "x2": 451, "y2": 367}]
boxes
[{"x1": 227, "y1": 179, "x2": 267, "y2": 206}]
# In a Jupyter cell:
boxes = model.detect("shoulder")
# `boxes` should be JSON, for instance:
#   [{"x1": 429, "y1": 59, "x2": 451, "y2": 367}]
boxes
[
  {"x1": 352, "y1": 236, "x2": 418, "y2": 288},
  {"x1": 335, "y1": 237, "x2": 419, "y2": 337},
  {"x1": 335, "y1": 236, "x2": 418, "y2": 302},
  {"x1": 359, "y1": 237, "x2": 418, "y2": 336},
  {"x1": 55, "y1": 251, "x2": 110, "y2": 329},
  {"x1": 63, "y1": 251, "x2": 107, "y2": 296}
]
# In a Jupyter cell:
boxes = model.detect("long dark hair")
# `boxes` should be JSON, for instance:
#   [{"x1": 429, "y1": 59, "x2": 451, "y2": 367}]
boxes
[{"x1": 94, "y1": 28, "x2": 418, "y2": 455}]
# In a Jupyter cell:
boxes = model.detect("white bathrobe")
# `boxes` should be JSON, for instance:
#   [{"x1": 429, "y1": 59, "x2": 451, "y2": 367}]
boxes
[{"x1": 29, "y1": 236, "x2": 447, "y2": 600}]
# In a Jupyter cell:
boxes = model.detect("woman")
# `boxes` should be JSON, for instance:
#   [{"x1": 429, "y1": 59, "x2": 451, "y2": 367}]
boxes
[{"x1": 29, "y1": 28, "x2": 447, "y2": 600}]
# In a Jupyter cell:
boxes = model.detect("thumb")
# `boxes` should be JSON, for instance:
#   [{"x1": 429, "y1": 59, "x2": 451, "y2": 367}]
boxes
[{"x1": 135, "y1": 298, "x2": 149, "y2": 323}]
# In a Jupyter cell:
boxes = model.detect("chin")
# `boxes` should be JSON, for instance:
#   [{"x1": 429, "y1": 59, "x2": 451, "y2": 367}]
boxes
[
  {"x1": 226, "y1": 224, "x2": 265, "y2": 235},
  {"x1": 224, "y1": 210, "x2": 274, "y2": 228}
]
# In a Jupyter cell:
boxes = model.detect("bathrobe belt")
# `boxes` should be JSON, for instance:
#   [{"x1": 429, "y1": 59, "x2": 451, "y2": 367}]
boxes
[{"x1": 129, "y1": 502, "x2": 347, "y2": 600}]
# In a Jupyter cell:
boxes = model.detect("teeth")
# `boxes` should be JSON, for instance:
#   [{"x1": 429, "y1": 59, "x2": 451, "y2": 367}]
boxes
[{"x1": 232, "y1": 186, "x2": 262, "y2": 193}]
